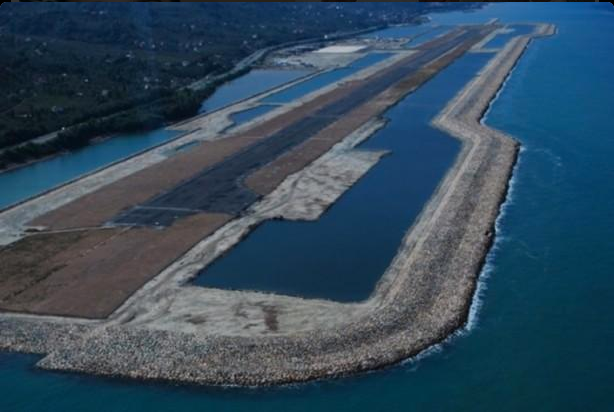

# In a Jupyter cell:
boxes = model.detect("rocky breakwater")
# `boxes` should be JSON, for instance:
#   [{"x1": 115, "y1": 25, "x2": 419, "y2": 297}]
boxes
[{"x1": 19, "y1": 24, "x2": 556, "y2": 386}]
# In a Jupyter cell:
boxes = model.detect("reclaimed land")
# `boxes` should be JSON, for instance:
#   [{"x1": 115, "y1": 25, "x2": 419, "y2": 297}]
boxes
[
  {"x1": 0, "y1": 26, "x2": 490, "y2": 319},
  {"x1": 0, "y1": 23, "x2": 555, "y2": 385}
]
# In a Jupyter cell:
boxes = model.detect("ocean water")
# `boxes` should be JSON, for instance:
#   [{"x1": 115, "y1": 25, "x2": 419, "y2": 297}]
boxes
[
  {"x1": 1, "y1": 3, "x2": 613, "y2": 411},
  {"x1": 195, "y1": 52, "x2": 492, "y2": 301}
]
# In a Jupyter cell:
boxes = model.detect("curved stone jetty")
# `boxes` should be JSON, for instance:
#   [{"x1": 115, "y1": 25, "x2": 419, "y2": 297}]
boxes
[{"x1": 0, "y1": 24, "x2": 555, "y2": 386}]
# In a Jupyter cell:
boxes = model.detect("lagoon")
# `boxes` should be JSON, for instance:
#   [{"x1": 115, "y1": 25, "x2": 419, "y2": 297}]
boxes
[{"x1": 195, "y1": 52, "x2": 493, "y2": 301}]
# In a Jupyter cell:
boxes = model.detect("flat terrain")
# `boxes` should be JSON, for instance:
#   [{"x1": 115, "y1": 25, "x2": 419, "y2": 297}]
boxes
[
  {"x1": 0, "y1": 22, "x2": 557, "y2": 386},
  {"x1": 0, "y1": 25, "x2": 493, "y2": 318},
  {"x1": 0, "y1": 213, "x2": 231, "y2": 318}
]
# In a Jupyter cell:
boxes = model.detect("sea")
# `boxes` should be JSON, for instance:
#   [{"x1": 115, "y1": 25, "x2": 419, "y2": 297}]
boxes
[{"x1": 1, "y1": 3, "x2": 613, "y2": 411}]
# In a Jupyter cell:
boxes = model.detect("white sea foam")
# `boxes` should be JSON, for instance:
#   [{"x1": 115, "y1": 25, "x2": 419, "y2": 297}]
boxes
[
  {"x1": 467, "y1": 144, "x2": 520, "y2": 331},
  {"x1": 532, "y1": 147, "x2": 563, "y2": 168},
  {"x1": 401, "y1": 65, "x2": 526, "y2": 368},
  {"x1": 399, "y1": 153, "x2": 521, "y2": 374}
]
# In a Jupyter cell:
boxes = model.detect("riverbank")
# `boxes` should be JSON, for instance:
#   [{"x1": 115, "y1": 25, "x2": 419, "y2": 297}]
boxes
[{"x1": 0, "y1": 23, "x2": 554, "y2": 386}]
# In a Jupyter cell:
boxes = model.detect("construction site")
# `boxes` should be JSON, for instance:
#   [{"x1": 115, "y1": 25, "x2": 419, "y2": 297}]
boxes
[{"x1": 0, "y1": 21, "x2": 555, "y2": 385}]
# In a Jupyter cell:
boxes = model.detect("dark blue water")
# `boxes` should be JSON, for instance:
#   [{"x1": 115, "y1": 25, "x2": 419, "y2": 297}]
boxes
[
  {"x1": 198, "y1": 69, "x2": 310, "y2": 113},
  {"x1": 262, "y1": 53, "x2": 393, "y2": 104},
  {"x1": 229, "y1": 104, "x2": 278, "y2": 126},
  {"x1": 195, "y1": 52, "x2": 493, "y2": 301},
  {"x1": 2, "y1": 4, "x2": 613, "y2": 411},
  {"x1": 484, "y1": 24, "x2": 536, "y2": 49},
  {"x1": 0, "y1": 128, "x2": 179, "y2": 210}
]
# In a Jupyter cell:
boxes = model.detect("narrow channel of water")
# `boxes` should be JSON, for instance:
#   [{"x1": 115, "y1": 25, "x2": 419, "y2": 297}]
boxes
[
  {"x1": 194, "y1": 52, "x2": 494, "y2": 301},
  {"x1": 198, "y1": 69, "x2": 310, "y2": 113},
  {"x1": 261, "y1": 53, "x2": 393, "y2": 104},
  {"x1": 229, "y1": 104, "x2": 278, "y2": 126},
  {"x1": 360, "y1": 24, "x2": 428, "y2": 39},
  {"x1": 0, "y1": 128, "x2": 179, "y2": 210}
]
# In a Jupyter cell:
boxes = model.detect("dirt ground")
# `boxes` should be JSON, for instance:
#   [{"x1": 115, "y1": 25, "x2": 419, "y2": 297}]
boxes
[{"x1": 0, "y1": 213, "x2": 231, "y2": 318}]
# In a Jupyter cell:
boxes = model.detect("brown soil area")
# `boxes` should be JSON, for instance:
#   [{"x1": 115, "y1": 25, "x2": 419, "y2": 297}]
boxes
[
  {"x1": 30, "y1": 137, "x2": 255, "y2": 230},
  {"x1": 0, "y1": 213, "x2": 231, "y2": 318}
]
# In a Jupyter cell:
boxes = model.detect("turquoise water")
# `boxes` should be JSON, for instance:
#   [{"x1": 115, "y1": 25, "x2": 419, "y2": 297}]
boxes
[
  {"x1": 262, "y1": 53, "x2": 393, "y2": 104},
  {"x1": 2, "y1": 3, "x2": 614, "y2": 411},
  {"x1": 229, "y1": 104, "x2": 278, "y2": 126},
  {"x1": 195, "y1": 52, "x2": 492, "y2": 300},
  {"x1": 0, "y1": 128, "x2": 179, "y2": 210},
  {"x1": 198, "y1": 69, "x2": 310, "y2": 113}
]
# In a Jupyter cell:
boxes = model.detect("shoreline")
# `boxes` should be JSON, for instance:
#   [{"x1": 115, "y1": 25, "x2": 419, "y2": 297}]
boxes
[{"x1": 0, "y1": 24, "x2": 555, "y2": 386}]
